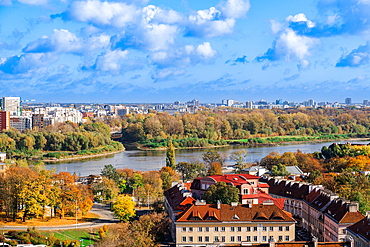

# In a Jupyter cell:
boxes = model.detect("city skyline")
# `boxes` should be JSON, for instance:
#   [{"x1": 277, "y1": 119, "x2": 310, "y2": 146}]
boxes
[{"x1": 1, "y1": 0, "x2": 370, "y2": 103}]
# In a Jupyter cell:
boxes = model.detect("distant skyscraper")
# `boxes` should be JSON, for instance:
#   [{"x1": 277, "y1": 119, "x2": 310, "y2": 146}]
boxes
[
  {"x1": 276, "y1": 99, "x2": 282, "y2": 105},
  {"x1": 2, "y1": 97, "x2": 21, "y2": 116},
  {"x1": 345, "y1": 98, "x2": 352, "y2": 105},
  {"x1": 222, "y1": 99, "x2": 227, "y2": 105},
  {"x1": 308, "y1": 99, "x2": 314, "y2": 106},
  {"x1": 246, "y1": 101, "x2": 253, "y2": 109},
  {"x1": 363, "y1": 100, "x2": 368, "y2": 106}
]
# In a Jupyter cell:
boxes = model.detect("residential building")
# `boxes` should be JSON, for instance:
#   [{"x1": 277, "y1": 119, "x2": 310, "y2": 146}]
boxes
[
  {"x1": 2, "y1": 96, "x2": 21, "y2": 116},
  {"x1": 261, "y1": 177, "x2": 364, "y2": 242},
  {"x1": 241, "y1": 166, "x2": 269, "y2": 176},
  {"x1": 10, "y1": 116, "x2": 32, "y2": 132},
  {"x1": 0, "y1": 111, "x2": 10, "y2": 133},
  {"x1": 345, "y1": 98, "x2": 352, "y2": 105},
  {"x1": 32, "y1": 114, "x2": 44, "y2": 129},
  {"x1": 0, "y1": 153, "x2": 7, "y2": 177},
  {"x1": 174, "y1": 200, "x2": 296, "y2": 246},
  {"x1": 347, "y1": 212, "x2": 370, "y2": 247},
  {"x1": 190, "y1": 174, "x2": 284, "y2": 209}
]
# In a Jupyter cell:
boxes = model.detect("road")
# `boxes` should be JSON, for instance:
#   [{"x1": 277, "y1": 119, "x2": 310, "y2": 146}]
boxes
[{"x1": 2, "y1": 203, "x2": 120, "y2": 230}]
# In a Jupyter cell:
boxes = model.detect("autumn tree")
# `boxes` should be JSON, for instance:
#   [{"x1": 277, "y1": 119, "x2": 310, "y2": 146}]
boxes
[
  {"x1": 230, "y1": 150, "x2": 249, "y2": 173},
  {"x1": 176, "y1": 161, "x2": 206, "y2": 181},
  {"x1": 112, "y1": 195, "x2": 136, "y2": 222}
]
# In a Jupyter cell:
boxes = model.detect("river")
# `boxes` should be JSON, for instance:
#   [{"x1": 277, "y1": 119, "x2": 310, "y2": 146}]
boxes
[{"x1": 44, "y1": 139, "x2": 370, "y2": 176}]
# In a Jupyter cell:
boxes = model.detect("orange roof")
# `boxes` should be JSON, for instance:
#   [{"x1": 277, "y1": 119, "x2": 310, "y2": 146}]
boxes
[
  {"x1": 207, "y1": 174, "x2": 260, "y2": 186},
  {"x1": 176, "y1": 203, "x2": 295, "y2": 223},
  {"x1": 339, "y1": 211, "x2": 365, "y2": 224}
]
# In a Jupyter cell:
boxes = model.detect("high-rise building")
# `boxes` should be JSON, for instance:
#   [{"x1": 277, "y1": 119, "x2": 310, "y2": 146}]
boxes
[
  {"x1": 0, "y1": 111, "x2": 10, "y2": 133},
  {"x1": 276, "y1": 99, "x2": 282, "y2": 105},
  {"x1": 2, "y1": 97, "x2": 21, "y2": 116},
  {"x1": 363, "y1": 100, "x2": 368, "y2": 106},
  {"x1": 246, "y1": 101, "x2": 253, "y2": 109},
  {"x1": 345, "y1": 98, "x2": 352, "y2": 105},
  {"x1": 10, "y1": 116, "x2": 32, "y2": 132},
  {"x1": 32, "y1": 114, "x2": 44, "y2": 129}
]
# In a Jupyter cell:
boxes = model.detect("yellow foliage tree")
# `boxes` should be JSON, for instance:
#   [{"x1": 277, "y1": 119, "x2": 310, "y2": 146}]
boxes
[{"x1": 112, "y1": 195, "x2": 136, "y2": 222}]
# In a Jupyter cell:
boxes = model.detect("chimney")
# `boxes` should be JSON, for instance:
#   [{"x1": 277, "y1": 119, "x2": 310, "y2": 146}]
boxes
[
  {"x1": 195, "y1": 200, "x2": 206, "y2": 206},
  {"x1": 313, "y1": 237, "x2": 318, "y2": 247},
  {"x1": 231, "y1": 202, "x2": 238, "y2": 207},
  {"x1": 366, "y1": 211, "x2": 370, "y2": 219},
  {"x1": 348, "y1": 202, "x2": 359, "y2": 212},
  {"x1": 217, "y1": 200, "x2": 221, "y2": 209}
]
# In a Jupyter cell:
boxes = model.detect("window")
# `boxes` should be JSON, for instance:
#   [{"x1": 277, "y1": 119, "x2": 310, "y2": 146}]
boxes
[
  {"x1": 198, "y1": 227, "x2": 202, "y2": 232},
  {"x1": 238, "y1": 236, "x2": 242, "y2": 242},
  {"x1": 221, "y1": 236, "x2": 225, "y2": 242},
  {"x1": 189, "y1": 227, "x2": 193, "y2": 232},
  {"x1": 205, "y1": 227, "x2": 209, "y2": 232},
  {"x1": 279, "y1": 236, "x2": 283, "y2": 241},
  {"x1": 247, "y1": 236, "x2": 251, "y2": 242},
  {"x1": 247, "y1": 227, "x2": 251, "y2": 232},
  {"x1": 221, "y1": 227, "x2": 225, "y2": 232},
  {"x1": 279, "y1": 226, "x2": 283, "y2": 231},
  {"x1": 263, "y1": 236, "x2": 267, "y2": 242},
  {"x1": 182, "y1": 237, "x2": 186, "y2": 242},
  {"x1": 205, "y1": 236, "x2": 209, "y2": 242},
  {"x1": 237, "y1": 227, "x2": 241, "y2": 232},
  {"x1": 215, "y1": 227, "x2": 219, "y2": 232},
  {"x1": 230, "y1": 236, "x2": 235, "y2": 242},
  {"x1": 253, "y1": 236, "x2": 257, "y2": 242},
  {"x1": 198, "y1": 236, "x2": 202, "y2": 242},
  {"x1": 263, "y1": 226, "x2": 267, "y2": 231},
  {"x1": 270, "y1": 226, "x2": 274, "y2": 231},
  {"x1": 254, "y1": 227, "x2": 258, "y2": 232},
  {"x1": 243, "y1": 188, "x2": 249, "y2": 194},
  {"x1": 215, "y1": 236, "x2": 219, "y2": 242},
  {"x1": 182, "y1": 227, "x2": 186, "y2": 232},
  {"x1": 231, "y1": 227, "x2": 235, "y2": 232},
  {"x1": 342, "y1": 229, "x2": 346, "y2": 234},
  {"x1": 285, "y1": 236, "x2": 289, "y2": 241},
  {"x1": 189, "y1": 237, "x2": 193, "y2": 242},
  {"x1": 285, "y1": 226, "x2": 289, "y2": 231}
]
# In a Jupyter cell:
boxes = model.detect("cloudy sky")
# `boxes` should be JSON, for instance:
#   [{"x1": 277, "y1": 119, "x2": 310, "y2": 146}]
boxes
[{"x1": 1, "y1": 0, "x2": 370, "y2": 103}]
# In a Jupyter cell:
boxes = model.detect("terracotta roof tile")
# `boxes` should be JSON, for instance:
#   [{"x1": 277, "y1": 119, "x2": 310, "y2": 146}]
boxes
[{"x1": 348, "y1": 216, "x2": 370, "y2": 242}]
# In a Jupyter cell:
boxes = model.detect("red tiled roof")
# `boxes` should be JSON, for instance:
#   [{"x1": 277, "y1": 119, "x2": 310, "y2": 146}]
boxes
[
  {"x1": 207, "y1": 174, "x2": 260, "y2": 186},
  {"x1": 176, "y1": 203, "x2": 295, "y2": 223},
  {"x1": 164, "y1": 184, "x2": 195, "y2": 211},
  {"x1": 324, "y1": 198, "x2": 364, "y2": 224},
  {"x1": 348, "y1": 216, "x2": 370, "y2": 242}
]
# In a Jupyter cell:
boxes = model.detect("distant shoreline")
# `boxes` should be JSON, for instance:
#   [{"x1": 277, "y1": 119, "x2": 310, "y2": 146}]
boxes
[{"x1": 42, "y1": 149, "x2": 125, "y2": 163}]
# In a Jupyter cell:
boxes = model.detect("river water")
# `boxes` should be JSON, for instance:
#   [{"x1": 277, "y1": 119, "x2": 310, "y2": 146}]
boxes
[{"x1": 44, "y1": 139, "x2": 370, "y2": 176}]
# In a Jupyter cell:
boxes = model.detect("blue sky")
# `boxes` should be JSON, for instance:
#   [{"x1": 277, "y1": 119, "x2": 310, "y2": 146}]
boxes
[{"x1": 1, "y1": 0, "x2": 370, "y2": 103}]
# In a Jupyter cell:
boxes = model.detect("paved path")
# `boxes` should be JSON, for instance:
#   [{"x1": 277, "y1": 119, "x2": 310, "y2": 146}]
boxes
[{"x1": 2, "y1": 203, "x2": 120, "y2": 230}]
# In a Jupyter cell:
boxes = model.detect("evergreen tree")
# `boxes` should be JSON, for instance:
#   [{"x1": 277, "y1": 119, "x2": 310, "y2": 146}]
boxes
[{"x1": 166, "y1": 139, "x2": 175, "y2": 169}]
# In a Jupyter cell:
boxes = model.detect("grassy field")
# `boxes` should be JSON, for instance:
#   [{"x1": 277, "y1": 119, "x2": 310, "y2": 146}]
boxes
[{"x1": 41, "y1": 229, "x2": 99, "y2": 246}]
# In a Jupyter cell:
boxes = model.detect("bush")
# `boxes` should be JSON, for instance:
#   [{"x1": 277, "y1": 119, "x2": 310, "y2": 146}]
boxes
[
  {"x1": 98, "y1": 228, "x2": 105, "y2": 239},
  {"x1": 62, "y1": 239, "x2": 71, "y2": 247}
]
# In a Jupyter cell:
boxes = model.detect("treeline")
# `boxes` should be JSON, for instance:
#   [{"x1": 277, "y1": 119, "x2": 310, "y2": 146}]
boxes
[
  {"x1": 121, "y1": 108, "x2": 370, "y2": 147},
  {"x1": 260, "y1": 144, "x2": 370, "y2": 213},
  {"x1": 0, "y1": 163, "x2": 93, "y2": 222},
  {"x1": 0, "y1": 122, "x2": 123, "y2": 157}
]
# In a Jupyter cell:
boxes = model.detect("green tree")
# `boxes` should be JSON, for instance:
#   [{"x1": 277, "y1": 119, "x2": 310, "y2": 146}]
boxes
[
  {"x1": 306, "y1": 169, "x2": 322, "y2": 183},
  {"x1": 202, "y1": 150, "x2": 224, "y2": 167},
  {"x1": 230, "y1": 150, "x2": 249, "y2": 174},
  {"x1": 112, "y1": 195, "x2": 136, "y2": 222},
  {"x1": 203, "y1": 182, "x2": 239, "y2": 204},
  {"x1": 270, "y1": 164, "x2": 291, "y2": 177},
  {"x1": 176, "y1": 161, "x2": 206, "y2": 181},
  {"x1": 101, "y1": 164, "x2": 119, "y2": 184},
  {"x1": 166, "y1": 139, "x2": 175, "y2": 169}
]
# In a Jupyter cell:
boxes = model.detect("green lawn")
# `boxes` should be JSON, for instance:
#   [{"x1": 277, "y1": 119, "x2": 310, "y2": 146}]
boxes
[{"x1": 41, "y1": 229, "x2": 99, "y2": 247}]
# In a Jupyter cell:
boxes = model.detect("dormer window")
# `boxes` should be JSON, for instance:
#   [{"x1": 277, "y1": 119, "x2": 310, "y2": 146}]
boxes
[{"x1": 233, "y1": 214, "x2": 240, "y2": 220}]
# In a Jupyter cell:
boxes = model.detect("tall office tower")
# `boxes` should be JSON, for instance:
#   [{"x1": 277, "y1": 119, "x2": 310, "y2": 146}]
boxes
[
  {"x1": 345, "y1": 98, "x2": 352, "y2": 105},
  {"x1": 0, "y1": 111, "x2": 10, "y2": 133},
  {"x1": 363, "y1": 100, "x2": 368, "y2": 106},
  {"x1": 246, "y1": 101, "x2": 253, "y2": 109},
  {"x1": 2, "y1": 97, "x2": 21, "y2": 116}
]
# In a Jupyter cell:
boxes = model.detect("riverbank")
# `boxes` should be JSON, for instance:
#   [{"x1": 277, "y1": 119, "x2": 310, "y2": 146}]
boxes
[
  {"x1": 42, "y1": 149, "x2": 125, "y2": 163},
  {"x1": 129, "y1": 133, "x2": 370, "y2": 151}
]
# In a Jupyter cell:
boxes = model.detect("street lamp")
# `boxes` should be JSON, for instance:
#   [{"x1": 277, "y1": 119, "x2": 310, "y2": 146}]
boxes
[{"x1": 75, "y1": 199, "x2": 78, "y2": 229}]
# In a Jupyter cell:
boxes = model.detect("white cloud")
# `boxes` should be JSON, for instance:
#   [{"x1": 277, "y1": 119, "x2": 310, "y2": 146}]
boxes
[
  {"x1": 66, "y1": 0, "x2": 140, "y2": 28},
  {"x1": 286, "y1": 13, "x2": 315, "y2": 28},
  {"x1": 94, "y1": 49, "x2": 129, "y2": 75},
  {"x1": 23, "y1": 29, "x2": 110, "y2": 54},
  {"x1": 270, "y1": 20, "x2": 283, "y2": 34},
  {"x1": 326, "y1": 13, "x2": 339, "y2": 24},
  {"x1": 276, "y1": 29, "x2": 318, "y2": 61},
  {"x1": 220, "y1": 0, "x2": 251, "y2": 19},
  {"x1": 152, "y1": 68, "x2": 186, "y2": 80},
  {"x1": 196, "y1": 42, "x2": 217, "y2": 58}
]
